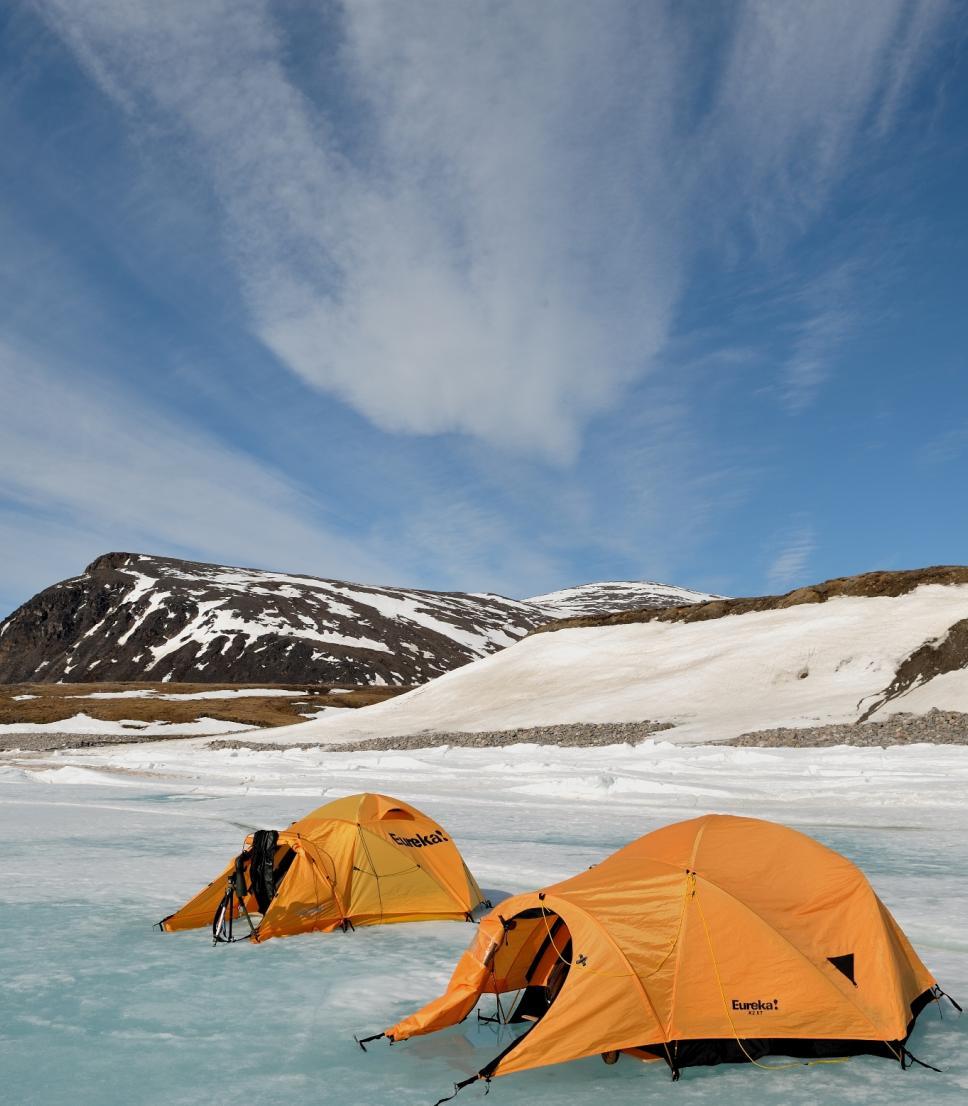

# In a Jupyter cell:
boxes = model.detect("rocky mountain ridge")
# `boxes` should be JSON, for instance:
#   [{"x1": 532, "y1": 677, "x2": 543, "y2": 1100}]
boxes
[{"x1": 0, "y1": 553, "x2": 713, "y2": 686}]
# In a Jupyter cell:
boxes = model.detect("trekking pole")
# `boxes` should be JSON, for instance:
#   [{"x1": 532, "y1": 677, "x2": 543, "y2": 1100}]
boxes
[{"x1": 231, "y1": 855, "x2": 258, "y2": 940}]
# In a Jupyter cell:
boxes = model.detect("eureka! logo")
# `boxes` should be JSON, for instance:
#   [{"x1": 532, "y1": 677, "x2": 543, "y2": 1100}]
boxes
[
  {"x1": 731, "y1": 998, "x2": 780, "y2": 1014},
  {"x1": 389, "y1": 829, "x2": 449, "y2": 848}
]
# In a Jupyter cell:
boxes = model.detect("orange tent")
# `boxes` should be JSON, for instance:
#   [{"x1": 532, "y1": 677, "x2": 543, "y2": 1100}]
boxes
[
  {"x1": 382, "y1": 814, "x2": 953, "y2": 1091},
  {"x1": 159, "y1": 792, "x2": 484, "y2": 942}
]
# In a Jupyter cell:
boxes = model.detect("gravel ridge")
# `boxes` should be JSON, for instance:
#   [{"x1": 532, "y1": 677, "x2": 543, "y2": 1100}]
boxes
[
  {"x1": 209, "y1": 720, "x2": 674, "y2": 752},
  {"x1": 326, "y1": 719, "x2": 674, "y2": 752},
  {"x1": 726, "y1": 708, "x2": 968, "y2": 748}
]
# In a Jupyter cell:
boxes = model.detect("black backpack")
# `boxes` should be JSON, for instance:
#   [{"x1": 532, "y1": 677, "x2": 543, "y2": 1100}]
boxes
[{"x1": 248, "y1": 829, "x2": 280, "y2": 914}]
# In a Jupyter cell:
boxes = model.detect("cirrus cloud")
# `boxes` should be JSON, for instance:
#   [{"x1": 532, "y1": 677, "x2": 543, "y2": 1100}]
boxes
[{"x1": 33, "y1": 0, "x2": 952, "y2": 455}]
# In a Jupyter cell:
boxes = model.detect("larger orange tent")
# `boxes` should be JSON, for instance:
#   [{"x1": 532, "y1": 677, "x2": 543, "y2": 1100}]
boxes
[
  {"x1": 159, "y1": 792, "x2": 484, "y2": 942},
  {"x1": 378, "y1": 814, "x2": 955, "y2": 1092}
]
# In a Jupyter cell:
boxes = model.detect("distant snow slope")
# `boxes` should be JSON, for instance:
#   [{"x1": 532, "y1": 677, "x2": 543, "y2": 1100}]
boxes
[
  {"x1": 243, "y1": 583, "x2": 968, "y2": 745},
  {"x1": 0, "y1": 552, "x2": 714, "y2": 686},
  {"x1": 527, "y1": 580, "x2": 719, "y2": 618}
]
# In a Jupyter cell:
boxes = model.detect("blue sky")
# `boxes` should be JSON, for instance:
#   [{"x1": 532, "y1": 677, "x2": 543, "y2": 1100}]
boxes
[{"x1": 2, "y1": 0, "x2": 967, "y2": 618}]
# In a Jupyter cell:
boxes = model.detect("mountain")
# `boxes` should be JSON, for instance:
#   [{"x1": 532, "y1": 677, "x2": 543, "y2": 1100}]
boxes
[
  {"x1": 249, "y1": 566, "x2": 968, "y2": 745},
  {"x1": 0, "y1": 553, "x2": 715, "y2": 686}
]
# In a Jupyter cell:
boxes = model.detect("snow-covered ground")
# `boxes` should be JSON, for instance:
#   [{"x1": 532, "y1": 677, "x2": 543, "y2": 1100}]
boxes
[
  {"x1": 240, "y1": 585, "x2": 968, "y2": 746},
  {"x1": 78, "y1": 688, "x2": 309, "y2": 700},
  {"x1": 0, "y1": 713, "x2": 257, "y2": 736},
  {"x1": 2, "y1": 737, "x2": 966, "y2": 1105}
]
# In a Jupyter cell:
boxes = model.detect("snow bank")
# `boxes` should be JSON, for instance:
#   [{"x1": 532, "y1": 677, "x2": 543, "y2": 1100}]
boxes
[
  {"x1": 0, "y1": 713, "x2": 256, "y2": 736},
  {"x1": 79, "y1": 689, "x2": 307, "y2": 700},
  {"x1": 11, "y1": 733, "x2": 968, "y2": 811}
]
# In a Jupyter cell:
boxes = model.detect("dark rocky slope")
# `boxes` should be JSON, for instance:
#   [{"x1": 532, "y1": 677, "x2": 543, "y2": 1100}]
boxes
[{"x1": 0, "y1": 553, "x2": 712, "y2": 686}]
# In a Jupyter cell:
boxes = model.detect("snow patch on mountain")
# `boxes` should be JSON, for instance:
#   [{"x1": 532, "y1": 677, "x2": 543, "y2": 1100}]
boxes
[{"x1": 526, "y1": 580, "x2": 719, "y2": 618}]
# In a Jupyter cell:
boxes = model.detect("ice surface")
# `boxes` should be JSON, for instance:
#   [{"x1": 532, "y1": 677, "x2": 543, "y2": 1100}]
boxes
[{"x1": 1, "y1": 738, "x2": 966, "y2": 1105}]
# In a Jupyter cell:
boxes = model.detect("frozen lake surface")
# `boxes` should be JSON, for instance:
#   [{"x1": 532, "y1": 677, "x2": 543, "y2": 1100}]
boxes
[{"x1": 2, "y1": 738, "x2": 966, "y2": 1105}]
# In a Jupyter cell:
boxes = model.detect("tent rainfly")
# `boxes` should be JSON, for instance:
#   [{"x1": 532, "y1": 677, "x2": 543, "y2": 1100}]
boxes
[
  {"x1": 368, "y1": 814, "x2": 958, "y2": 1094},
  {"x1": 159, "y1": 792, "x2": 485, "y2": 942}
]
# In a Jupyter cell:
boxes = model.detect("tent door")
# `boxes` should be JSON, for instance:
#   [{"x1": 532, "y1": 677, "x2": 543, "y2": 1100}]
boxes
[{"x1": 507, "y1": 912, "x2": 572, "y2": 1024}]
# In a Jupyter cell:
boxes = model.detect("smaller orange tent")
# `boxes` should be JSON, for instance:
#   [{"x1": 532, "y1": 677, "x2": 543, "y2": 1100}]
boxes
[
  {"x1": 380, "y1": 815, "x2": 955, "y2": 1093},
  {"x1": 159, "y1": 793, "x2": 484, "y2": 942}
]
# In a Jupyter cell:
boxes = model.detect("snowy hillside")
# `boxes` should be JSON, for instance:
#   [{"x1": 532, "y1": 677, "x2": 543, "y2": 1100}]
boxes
[
  {"x1": 245, "y1": 571, "x2": 968, "y2": 745},
  {"x1": 0, "y1": 553, "x2": 714, "y2": 686}
]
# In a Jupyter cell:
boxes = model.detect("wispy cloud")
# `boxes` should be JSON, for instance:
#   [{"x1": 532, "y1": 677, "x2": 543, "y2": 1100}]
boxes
[
  {"x1": 34, "y1": 1, "x2": 687, "y2": 459},
  {"x1": 702, "y1": 0, "x2": 950, "y2": 251},
  {"x1": 918, "y1": 422, "x2": 968, "y2": 465},
  {"x1": 0, "y1": 335, "x2": 649, "y2": 610},
  {"x1": 0, "y1": 337, "x2": 397, "y2": 591},
  {"x1": 779, "y1": 262, "x2": 860, "y2": 412},
  {"x1": 34, "y1": 0, "x2": 951, "y2": 454},
  {"x1": 765, "y1": 518, "x2": 816, "y2": 591}
]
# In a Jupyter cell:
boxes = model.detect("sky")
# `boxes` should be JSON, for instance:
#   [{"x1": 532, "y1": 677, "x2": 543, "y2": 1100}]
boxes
[{"x1": 2, "y1": 0, "x2": 967, "y2": 618}]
